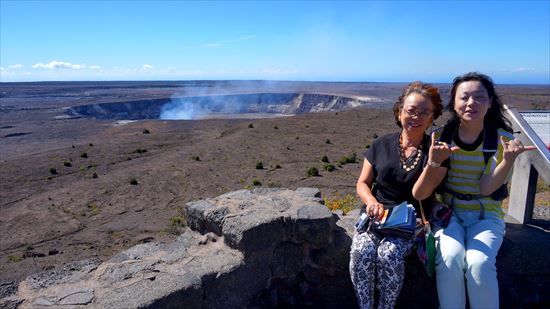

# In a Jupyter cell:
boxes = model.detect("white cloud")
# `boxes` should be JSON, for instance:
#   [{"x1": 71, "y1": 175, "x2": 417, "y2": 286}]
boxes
[
  {"x1": 497, "y1": 67, "x2": 547, "y2": 73},
  {"x1": 8, "y1": 64, "x2": 23, "y2": 69},
  {"x1": 258, "y1": 67, "x2": 299, "y2": 76},
  {"x1": 1, "y1": 63, "x2": 301, "y2": 82},
  {"x1": 32, "y1": 60, "x2": 86, "y2": 70},
  {"x1": 202, "y1": 43, "x2": 222, "y2": 48},
  {"x1": 515, "y1": 67, "x2": 536, "y2": 72},
  {"x1": 202, "y1": 35, "x2": 256, "y2": 48}
]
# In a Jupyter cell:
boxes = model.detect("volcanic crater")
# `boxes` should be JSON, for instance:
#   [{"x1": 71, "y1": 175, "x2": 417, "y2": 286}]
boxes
[{"x1": 67, "y1": 93, "x2": 384, "y2": 120}]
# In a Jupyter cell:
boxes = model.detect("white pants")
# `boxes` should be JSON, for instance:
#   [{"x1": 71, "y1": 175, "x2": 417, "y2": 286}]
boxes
[{"x1": 434, "y1": 211, "x2": 505, "y2": 309}]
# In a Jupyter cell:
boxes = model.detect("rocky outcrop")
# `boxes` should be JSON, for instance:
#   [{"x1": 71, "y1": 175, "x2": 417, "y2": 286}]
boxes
[
  {"x1": 497, "y1": 222, "x2": 550, "y2": 307},
  {"x1": 3, "y1": 188, "x2": 548, "y2": 308},
  {"x1": 3, "y1": 188, "x2": 357, "y2": 308}
]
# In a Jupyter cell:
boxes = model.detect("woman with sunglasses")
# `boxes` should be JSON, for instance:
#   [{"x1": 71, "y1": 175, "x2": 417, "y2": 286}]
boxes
[
  {"x1": 350, "y1": 81, "x2": 443, "y2": 309},
  {"x1": 412, "y1": 72, "x2": 535, "y2": 308}
]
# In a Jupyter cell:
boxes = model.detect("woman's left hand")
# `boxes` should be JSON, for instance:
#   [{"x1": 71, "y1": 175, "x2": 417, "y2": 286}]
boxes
[{"x1": 500, "y1": 136, "x2": 536, "y2": 163}]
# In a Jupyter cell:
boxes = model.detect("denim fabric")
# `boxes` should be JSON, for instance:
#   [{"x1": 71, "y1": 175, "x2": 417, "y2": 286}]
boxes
[{"x1": 434, "y1": 211, "x2": 505, "y2": 309}]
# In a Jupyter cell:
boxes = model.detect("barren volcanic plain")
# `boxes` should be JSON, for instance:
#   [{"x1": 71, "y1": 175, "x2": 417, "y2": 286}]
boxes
[{"x1": 1, "y1": 80, "x2": 548, "y2": 287}]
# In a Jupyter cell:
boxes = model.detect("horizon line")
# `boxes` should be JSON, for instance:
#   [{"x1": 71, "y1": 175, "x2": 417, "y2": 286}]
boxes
[{"x1": 1, "y1": 79, "x2": 549, "y2": 86}]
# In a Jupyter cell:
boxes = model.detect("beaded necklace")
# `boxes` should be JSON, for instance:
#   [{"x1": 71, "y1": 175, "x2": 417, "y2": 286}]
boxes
[{"x1": 399, "y1": 134, "x2": 423, "y2": 172}]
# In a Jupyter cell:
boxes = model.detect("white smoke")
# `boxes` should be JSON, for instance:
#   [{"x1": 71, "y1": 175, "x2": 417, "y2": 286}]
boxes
[
  {"x1": 158, "y1": 80, "x2": 302, "y2": 120},
  {"x1": 159, "y1": 98, "x2": 210, "y2": 120}
]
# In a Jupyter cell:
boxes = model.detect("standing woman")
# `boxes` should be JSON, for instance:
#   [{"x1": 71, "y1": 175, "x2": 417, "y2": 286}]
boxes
[
  {"x1": 350, "y1": 81, "x2": 443, "y2": 309},
  {"x1": 413, "y1": 72, "x2": 535, "y2": 308}
]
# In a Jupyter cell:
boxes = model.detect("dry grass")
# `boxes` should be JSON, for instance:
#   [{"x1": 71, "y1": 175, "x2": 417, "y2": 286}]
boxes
[{"x1": 324, "y1": 193, "x2": 359, "y2": 215}]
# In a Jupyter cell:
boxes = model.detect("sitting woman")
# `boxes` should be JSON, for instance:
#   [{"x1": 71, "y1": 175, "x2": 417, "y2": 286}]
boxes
[
  {"x1": 412, "y1": 72, "x2": 535, "y2": 308},
  {"x1": 349, "y1": 81, "x2": 443, "y2": 309}
]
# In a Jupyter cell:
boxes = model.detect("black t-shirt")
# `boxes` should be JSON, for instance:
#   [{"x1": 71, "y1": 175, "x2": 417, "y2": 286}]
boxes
[{"x1": 365, "y1": 132, "x2": 430, "y2": 214}]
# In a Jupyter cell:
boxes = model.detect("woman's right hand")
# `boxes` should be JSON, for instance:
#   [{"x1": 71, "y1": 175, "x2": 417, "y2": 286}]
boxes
[
  {"x1": 366, "y1": 201, "x2": 385, "y2": 221},
  {"x1": 428, "y1": 132, "x2": 459, "y2": 165}
]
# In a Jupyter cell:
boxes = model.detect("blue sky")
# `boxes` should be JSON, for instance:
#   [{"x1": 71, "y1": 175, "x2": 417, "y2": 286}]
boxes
[{"x1": 1, "y1": 1, "x2": 549, "y2": 84}]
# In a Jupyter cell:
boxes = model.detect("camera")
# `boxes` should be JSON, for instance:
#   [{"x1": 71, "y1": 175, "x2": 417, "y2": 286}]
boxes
[{"x1": 355, "y1": 212, "x2": 370, "y2": 232}]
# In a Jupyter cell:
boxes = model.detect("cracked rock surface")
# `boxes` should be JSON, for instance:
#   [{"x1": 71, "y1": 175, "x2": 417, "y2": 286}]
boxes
[{"x1": 4, "y1": 188, "x2": 357, "y2": 308}]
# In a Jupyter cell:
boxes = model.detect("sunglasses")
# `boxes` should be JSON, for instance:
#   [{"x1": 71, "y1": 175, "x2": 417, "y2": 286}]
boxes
[{"x1": 402, "y1": 108, "x2": 433, "y2": 118}]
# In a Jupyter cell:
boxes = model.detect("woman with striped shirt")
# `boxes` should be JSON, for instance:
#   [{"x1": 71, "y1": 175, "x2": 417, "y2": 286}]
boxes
[{"x1": 412, "y1": 72, "x2": 535, "y2": 308}]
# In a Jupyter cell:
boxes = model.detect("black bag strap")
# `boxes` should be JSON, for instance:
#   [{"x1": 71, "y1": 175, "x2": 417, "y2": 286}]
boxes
[
  {"x1": 439, "y1": 119, "x2": 458, "y2": 145},
  {"x1": 482, "y1": 120, "x2": 499, "y2": 164},
  {"x1": 438, "y1": 119, "x2": 508, "y2": 202},
  {"x1": 440, "y1": 119, "x2": 498, "y2": 165}
]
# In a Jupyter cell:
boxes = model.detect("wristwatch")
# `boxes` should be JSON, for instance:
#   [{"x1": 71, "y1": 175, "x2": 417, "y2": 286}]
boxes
[{"x1": 427, "y1": 160, "x2": 441, "y2": 168}]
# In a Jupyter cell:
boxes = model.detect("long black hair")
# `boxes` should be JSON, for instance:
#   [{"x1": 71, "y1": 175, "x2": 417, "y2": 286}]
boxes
[{"x1": 447, "y1": 72, "x2": 512, "y2": 132}]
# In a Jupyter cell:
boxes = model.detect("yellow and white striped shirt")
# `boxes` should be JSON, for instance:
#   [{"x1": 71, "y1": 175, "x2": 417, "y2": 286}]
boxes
[{"x1": 434, "y1": 127, "x2": 514, "y2": 218}]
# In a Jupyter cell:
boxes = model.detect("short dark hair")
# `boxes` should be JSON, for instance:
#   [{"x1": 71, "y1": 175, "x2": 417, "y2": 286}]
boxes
[
  {"x1": 393, "y1": 81, "x2": 443, "y2": 128},
  {"x1": 447, "y1": 72, "x2": 512, "y2": 132}
]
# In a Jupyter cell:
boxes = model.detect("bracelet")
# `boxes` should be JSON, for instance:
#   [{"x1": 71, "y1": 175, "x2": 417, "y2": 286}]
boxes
[{"x1": 427, "y1": 160, "x2": 441, "y2": 168}]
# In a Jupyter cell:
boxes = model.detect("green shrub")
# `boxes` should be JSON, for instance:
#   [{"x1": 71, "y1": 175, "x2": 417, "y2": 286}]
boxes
[
  {"x1": 133, "y1": 148, "x2": 147, "y2": 154},
  {"x1": 323, "y1": 164, "x2": 336, "y2": 172},
  {"x1": 365, "y1": 144, "x2": 371, "y2": 149},
  {"x1": 8, "y1": 255, "x2": 22, "y2": 263},
  {"x1": 63, "y1": 161, "x2": 72, "y2": 167},
  {"x1": 190, "y1": 155, "x2": 200, "y2": 161},
  {"x1": 87, "y1": 203, "x2": 100, "y2": 215},
  {"x1": 306, "y1": 167, "x2": 319, "y2": 177},
  {"x1": 252, "y1": 179, "x2": 262, "y2": 186},
  {"x1": 80, "y1": 152, "x2": 88, "y2": 158},
  {"x1": 248, "y1": 123, "x2": 254, "y2": 128},
  {"x1": 129, "y1": 177, "x2": 138, "y2": 185},
  {"x1": 92, "y1": 172, "x2": 98, "y2": 179},
  {"x1": 273, "y1": 125, "x2": 278, "y2": 130},
  {"x1": 321, "y1": 155, "x2": 329, "y2": 163},
  {"x1": 275, "y1": 164, "x2": 282, "y2": 169},
  {"x1": 168, "y1": 216, "x2": 187, "y2": 235},
  {"x1": 337, "y1": 157, "x2": 347, "y2": 166},
  {"x1": 170, "y1": 216, "x2": 186, "y2": 227},
  {"x1": 255, "y1": 162, "x2": 264, "y2": 169},
  {"x1": 337, "y1": 153, "x2": 358, "y2": 166},
  {"x1": 325, "y1": 139, "x2": 332, "y2": 144},
  {"x1": 49, "y1": 167, "x2": 57, "y2": 175}
]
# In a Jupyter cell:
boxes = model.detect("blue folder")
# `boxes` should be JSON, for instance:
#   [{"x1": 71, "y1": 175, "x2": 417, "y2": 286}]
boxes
[{"x1": 374, "y1": 201, "x2": 416, "y2": 238}]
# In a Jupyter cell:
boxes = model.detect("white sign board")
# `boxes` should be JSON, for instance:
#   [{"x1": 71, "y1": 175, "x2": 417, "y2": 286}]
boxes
[{"x1": 519, "y1": 112, "x2": 550, "y2": 146}]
